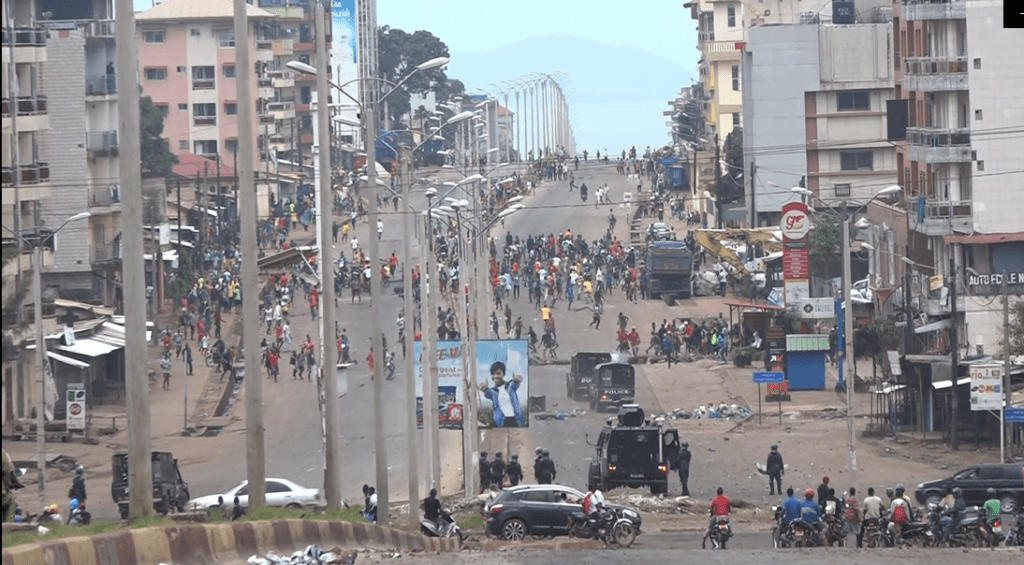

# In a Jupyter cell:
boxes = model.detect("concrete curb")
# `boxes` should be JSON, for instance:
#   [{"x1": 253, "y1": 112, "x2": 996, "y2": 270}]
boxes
[{"x1": 1, "y1": 519, "x2": 459, "y2": 565}]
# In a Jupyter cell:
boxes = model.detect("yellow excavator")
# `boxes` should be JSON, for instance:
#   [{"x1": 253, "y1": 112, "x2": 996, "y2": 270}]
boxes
[{"x1": 693, "y1": 228, "x2": 782, "y2": 281}]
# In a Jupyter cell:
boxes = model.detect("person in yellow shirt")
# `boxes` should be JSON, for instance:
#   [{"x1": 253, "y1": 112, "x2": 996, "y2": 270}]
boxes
[{"x1": 540, "y1": 304, "x2": 551, "y2": 322}]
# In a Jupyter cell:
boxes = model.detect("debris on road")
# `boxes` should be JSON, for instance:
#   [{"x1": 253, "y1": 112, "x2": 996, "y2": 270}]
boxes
[
  {"x1": 533, "y1": 408, "x2": 587, "y2": 420},
  {"x1": 247, "y1": 544, "x2": 356, "y2": 564},
  {"x1": 664, "y1": 403, "x2": 753, "y2": 421}
]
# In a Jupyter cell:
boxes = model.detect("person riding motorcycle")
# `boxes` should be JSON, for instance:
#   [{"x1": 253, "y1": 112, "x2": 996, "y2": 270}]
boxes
[
  {"x1": 583, "y1": 488, "x2": 610, "y2": 539},
  {"x1": 422, "y1": 488, "x2": 452, "y2": 533},
  {"x1": 983, "y1": 487, "x2": 1001, "y2": 522},
  {"x1": 704, "y1": 486, "x2": 732, "y2": 543},
  {"x1": 940, "y1": 487, "x2": 967, "y2": 544},
  {"x1": 782, "y1": 487, "x2": 802, "y2": 526},
  {"x1": 799, "y1": 488, "x2": 824, "y2": 539}
]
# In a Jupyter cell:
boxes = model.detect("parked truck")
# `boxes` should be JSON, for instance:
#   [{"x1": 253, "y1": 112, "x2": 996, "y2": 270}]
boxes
[{"x1": 644, "y1": 240, "x2": 693, "y2": 304}]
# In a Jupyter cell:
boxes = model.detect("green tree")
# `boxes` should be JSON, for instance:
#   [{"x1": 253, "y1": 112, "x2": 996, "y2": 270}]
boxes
[
  {"x1": 1000, "y1": 299, "x2": 1024, "y2": 357},
  {"x1": 808, "y1": 213, "x2": 842, "y2": 281},
  {"x1": 714, "y1": 128, "x2": 744, "y2": 204},
  {"x1": 377, "y1": 26, "x2": 452, "y2": 127},
  {"x1": 140, "y1": 95, "x2": 178, "y2": 176}
]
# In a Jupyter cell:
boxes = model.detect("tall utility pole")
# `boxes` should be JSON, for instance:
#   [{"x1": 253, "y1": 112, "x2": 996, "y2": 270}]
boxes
[
  {"x1": 714, "y1": 134, "x2": 722, "y2": 228},
  {"x1": 115, "y1": 0, "x2": 153, "y2": 518},
  {"x1": 358, "y1": 0, "x2": 389, "y2": 522},
  {"x1": 400, "y1": 146, "x2": 420, "y2": 527},
  {"x1": 234, "y1": 0, "x2": 266, "y2": 509},
  {"x1": 314, "y1": 1, "x2": 341, "y2": 509},
  {"x1": 840, "y1": 206, "x2": 857, "y2": 491},
  {"x1": 422, "y1": 191, "x2": 440, "y2": 491},
  {"x1": 1002, "y1": 273, "x2": 1010, "y2": 463},
  {"x1": 949, "y1": 250, "x2": 960, "y2": 450}
]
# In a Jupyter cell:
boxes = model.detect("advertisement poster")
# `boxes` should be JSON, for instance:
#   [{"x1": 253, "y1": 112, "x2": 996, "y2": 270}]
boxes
[
  {"x1": 969, "y1": 363, "x2": 1003, "y2": 411},
  {"x1": 781, "y1": 201, "x2": 811, "y2": 309},
  {"x1": 414, "y1": 339, "x2": 530, "y2": 429},
  {"x1": 331, "y1": 0, "x2": 357, "y2": 63}
]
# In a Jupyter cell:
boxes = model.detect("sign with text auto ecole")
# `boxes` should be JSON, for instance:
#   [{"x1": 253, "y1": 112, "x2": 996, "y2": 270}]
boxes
[
  {"x1": 781, "y1": 201, "x2": 811, "y2": 308},
  {"x1": 969, "y1": 363, "x2": 1003, "y2": 411}
]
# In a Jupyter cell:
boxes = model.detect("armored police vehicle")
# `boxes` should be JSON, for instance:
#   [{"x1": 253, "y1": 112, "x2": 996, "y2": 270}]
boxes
[
  {"x1": 588, "y1": 405, "x2": 680, "y2": 495},
  {"x1": 587, "y1": 362, "x2": 636, "y2": 412},
  {"x1": 566, "y1": 352, "x2": 613, "y2": 400}
]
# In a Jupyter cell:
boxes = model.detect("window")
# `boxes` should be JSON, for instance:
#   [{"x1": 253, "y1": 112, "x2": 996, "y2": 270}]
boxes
[
  {"x1": 144, "y1": 67, "x2": 167, "y2": 81},
  {"x1": 155, "y1": 104, "x2": 168, "y2": 117},
  {"x1": 977, "y1": 160, "x2": 985, "y2": 171},
  {"x1": 190, "y1": 28, "x2": 201, "y2": 37},
  {"x1": 975, "y1": 109, "x2": 983, "y2": 121},
  {"x1": 731, "y1": 65, "x2": 740, "y2": 91},
  {"x1": 194, "y1": 140, "x2": 218, "y2": 155},
  {"x1": 834, "y1": 183, "x2": 851, "y2": 197},
  {"x1": 224, "y1": 102, "x2": 237, "y2": 115},
  {"x1": 223, "y1": 64, "x2": 235, "y2": 79},
  {"x1": 732, "y1": 113, "x2": 741, "y2": 130},
  {"x1": 218, "y1": 29, "x2": 235, "y2": 48},
  {"x1": 191, "y1": 66, "x2": 215, "y2": 90},
  {"x1": 143, "y1": 30, "x2": 165, "y2": 44},
  {"x1": 225, "y1": 139, "x2": 238, "y2": 154},
  {"x1": 840, "y1": 151, "x2": 873, "y2": 171},
  {"x1": 727, "y1": 5, "x2": 737, "y2": 27},
  {"x1": 520, "y1": 491, "x2": 550, "y2": 502},
  {"x1": 193, "y1": 103, "x2": 216, "y2": 125},
  {"x1": 837, "y1": 91, "x2": 870, "y2": 111},
  {"x1": 178, "y1": 140, "x2": 189, "y2": 150},
  {"x1": 177, "y1": 103, "x2": 188, "y2": 111},
  {"x1": 266, "y1": 481, "x2": 290, "y2": 494},
  {"x1": 176, "y1": 65, "x2": 186, "y2": 73}
]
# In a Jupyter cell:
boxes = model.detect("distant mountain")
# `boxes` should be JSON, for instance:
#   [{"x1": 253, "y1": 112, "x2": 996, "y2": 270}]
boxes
[
  {"x1": 449, "y1": 33, "x2": 695, "y2": 105},
  {"x1": 448, "y1": 34, "x2": 698, "y2": 152}
]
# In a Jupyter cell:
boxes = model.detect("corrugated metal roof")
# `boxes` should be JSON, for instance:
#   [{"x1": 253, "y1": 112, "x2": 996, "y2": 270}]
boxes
[
  {"x1": 137, "y1": 0, "x2": 275, "y2": 21},
  {"x1": 47, "y1": 351, "x2": 90, "y2": 369},
  {"x1": 55, "y1": 337, "x2": 121, "y2": 358}
]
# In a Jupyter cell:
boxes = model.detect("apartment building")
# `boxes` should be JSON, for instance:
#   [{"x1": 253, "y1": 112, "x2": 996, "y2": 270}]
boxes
[
  {"x1": 894, "y1": 0, "x2": 1024, "y2": 355},
  {"x1": 742, "y1": 8, "x2": 898, "y2": 226}
]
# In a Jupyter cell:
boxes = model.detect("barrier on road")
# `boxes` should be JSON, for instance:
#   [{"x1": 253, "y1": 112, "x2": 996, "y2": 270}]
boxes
[{"x1": 2, "y1": 519, "x2": 459, "y2": 565}]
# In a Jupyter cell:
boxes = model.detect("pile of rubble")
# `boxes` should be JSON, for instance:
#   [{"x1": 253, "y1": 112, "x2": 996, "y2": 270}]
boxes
[
  {"x1": 664, "y1": 403, "x2": 753, "y2": 421},
  {"x1": 245, "y1": 545, "x2": 357, "y2": 565},
  {"x1": 605, "y1": 492, "x2": 702, "y2": 515}
]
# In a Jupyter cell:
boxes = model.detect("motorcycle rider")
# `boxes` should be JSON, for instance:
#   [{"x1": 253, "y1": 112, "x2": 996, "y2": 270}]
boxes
[
  {"x1": 816, "y1": 476, "x2": 831, "y2": 507},
  {"x1": 583, "y1": 488, "x2": 608, "y2": 539},
  {"x1": 703, "y1": 486, "x2": 732, "y2": 548},
  {"x1": 800, "y1": 488, "x2": 824, "y2": 539},
  {"x1": 843, "y1": 487, "x2": 861, "y2": 547},
  {"x1": 782, "y1": 487, "x2": 802, "y2": 526},
  {"x1": 506, "y1": 454, "x2": 524, "y2": 486},
  {"x1": 422, "y1": 488, "x2": 451, "y2": 533},
  {"x1": 983, "y1": 488, "x2": 1002, "y2": 539},
  {"x1": 676, "y1": 442, "x2": 692, "y2": 496},
  {"x1": 766, "y1": 444, "x2": 784, "y2": 495},
  {"x1": 939, "y1": 487, "x2": 967, "y2": 544},
  {"x1": 888, "y1": 487, "x2": 912, "y2": 543},
  {"x1": 860, "y1": 487, "x2": 884, "y2": 547},
  {"x1": 71, "y1": 465, "x2": 87, "y2": 506}
]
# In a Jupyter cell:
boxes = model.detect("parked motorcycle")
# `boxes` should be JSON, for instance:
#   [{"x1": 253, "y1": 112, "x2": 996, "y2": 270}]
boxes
[
  {"x1": 66, "y1": 498, "x2": 91, "y2": 526},
  {"x1": 567, "y1": 508, "x2": 636, "y2": 548},
  {"x1": 1004, "y1": 511, "x2": 1024, "y2": 546},
  {"x1": 787, "y1": 518, "x2": 824, "y2": 547},
  {"x1": 928, "y1": 503, "x2": 986, "y2": 547},
  {"x1": 877, "y1": 510, "x2": 932, "y2": 547},
  {"x1": 981, "y1": 514, "x2": 1005, "y2": 547},
  {"x1": 823, "y1": 514, "x2": 846, "y2": 547},
  {"x1": 862, "y1": 517, "x2": 886, "y2": 548},
  {"x1": 771, "y1": 506, "x2": 791, "y2": 548},
  {"x1": 420, "y1": 508, "x2": 462, "y2": 542}
]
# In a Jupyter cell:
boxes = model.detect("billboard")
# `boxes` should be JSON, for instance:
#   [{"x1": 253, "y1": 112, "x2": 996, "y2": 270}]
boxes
[
  {"x1": 414, "y1": 339, "x2": 530, "y2": 429},
  {"x1": 781, "y1": 201, "x2": 810, "y2": 308},
  {"x1": 331, "y1": 0, "x2": 357, "y2": 64}
]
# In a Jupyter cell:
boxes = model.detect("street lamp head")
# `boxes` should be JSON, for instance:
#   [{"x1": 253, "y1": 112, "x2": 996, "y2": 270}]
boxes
[
  {"x1": 458, "y1": 199, "x2": 469, "y2": 208},
  {"x1": 457, "y1": 174, "x2": 484, "y2": 186},
  {"x1": 446, "y1": 110, "x2": 474, "y2": 125},
  {"x1": 900, "y1": 256, "x2": 915, "y2": 266},
  {"x1": 66, "y1": 212, "x2": 91, "y2": 223},
  {"x1": 424, "y1": 187, "x2": 438, "y2": 198},
  {"x1": 876, "y1": 185, "x2": 902, "y2": 198},
  {"x1": 507, "y1": 195, "x2": 524, "y2": 204},
  {"x1": 333, "y1": 115, "x2": 361, "y2": 127},
  {"x1": 286, "y1": 60, "x2": 316, "y2": 75},
  {"x1": 859, "y1": 242, "x2": 875, "y2": 251},
  {"x1": 791, "y1": 187, "x2": 813, "y2": 196},
  {"x1": 416, "y1": 56, "x2": 449, "y2": 72}
]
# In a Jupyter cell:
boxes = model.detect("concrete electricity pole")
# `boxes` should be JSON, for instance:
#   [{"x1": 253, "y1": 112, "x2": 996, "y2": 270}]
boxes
[
  {"x1": 400, "y1": 146, "x2": 420, "y2": 528},
  {"x1": 313, "y1": 0, "x2": 342, "y2": 510},
  {"x1": 234, "y1": 0, "x2": 266, "y2": 509},
  {"x1": 115, "y1": 0, "x2": 153, "y2": 519}
]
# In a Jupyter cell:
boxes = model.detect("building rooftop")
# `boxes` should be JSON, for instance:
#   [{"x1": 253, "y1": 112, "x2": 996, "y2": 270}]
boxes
[
  {"x1": 172, "y1": 153, "x2": 237, "y2": 179},
  {"x1": 137, "y1": 0, "x2": 275, "y2": 21}
]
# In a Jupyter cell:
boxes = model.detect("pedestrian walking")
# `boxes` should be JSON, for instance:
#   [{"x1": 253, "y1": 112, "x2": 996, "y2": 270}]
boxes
[
  {"x1": 182, "y1": 342, "x2": 193, "y2": 376},
  {"x1": 766, "y1": 444, "x2": 784, "y2": 495},
  {"x1": 160, "y1": 353, "x2": 172, "y2": 390},
  {"x1": 506, "y1": 454, "x2": 524, "y2": 486}
]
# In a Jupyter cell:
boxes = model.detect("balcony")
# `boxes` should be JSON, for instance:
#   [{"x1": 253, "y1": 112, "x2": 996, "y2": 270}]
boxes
[
  {"x1": 701, "y1": 40, "x2": 741, "y2": 62},
  {"x1": 257, "y1": 78, "x2": 275, "y2": 99},
  {"x1": 902, "y1": 0, "x2": 966, "y2": 21},
  {"x1": 193, "y1": 115, "x2": 216, "y2": 126},
  {"x1": 268, "y1": 69, "x2": 294, "y2": 88},
  {"x1": 698, "y1": 31, "x2": 715, "y2": 42},
  {"x1": 272, "y1": 39, "x2": 294, "y2": 56},
  {"x1": 19, "y1": 162, "x2": 50, "y2": 185},
  {"x1": 192, "y1": 79, "x2": 215, "y2": 90},
  {"x1": 86, "y1": 74, "x2": 117, "y2": 96},
  {"x1": 88, "y1": 183, "x2": 121, "y2": 209},
  {"x1": 256, "y1": 40, "x2": 273, "y2": 62},
  {"x1": 909, "y1": 197, "x2": 972, "y2": 236},
  {"x1": 7, "y1": 97, "x2": 50, "y2": 133},
  {"x1": 906, "y1": 127, "x2": 972, "y2": 163},
  {"x1": 1, "y1": 166, "x2": 13, "y2": 187},
  {"x1": 1, "y1": 27, "x2": 47, "y2": 64},
  {"x1": 903, "y1": 56, "x2": 968, "y2": 92},
  {"x1": 91, "y1": 241, "x2": 120, "y2": 263},
  {"x1": 267, "y1": 100, "x2": 295, "y2": 120},
  {"x1": 86, "y1": 131, "x2": 118, "y2": 156}
]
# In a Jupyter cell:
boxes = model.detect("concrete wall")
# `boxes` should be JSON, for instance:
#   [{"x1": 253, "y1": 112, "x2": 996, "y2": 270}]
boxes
[
  {"x1": 742, "y1": 24, "x2": 820, "y2": 219},
  {"x1": 966, "y1": 0, "x2": 1024, "y2": 234},
  {"x1": 1, "y1": 519, "x2": 459, "y2": 565}
]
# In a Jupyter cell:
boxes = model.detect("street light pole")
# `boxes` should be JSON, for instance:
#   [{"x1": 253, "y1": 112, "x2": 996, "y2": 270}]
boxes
[
  {"x1": 399, "y1": 145, "x2": 420, "y2": 528},
  {"x1": 33, "y1": 244, "x2": 45, "y2": 509},
  {"x1": 840, "y1": 206, "x2": 857, "y2": 489}
]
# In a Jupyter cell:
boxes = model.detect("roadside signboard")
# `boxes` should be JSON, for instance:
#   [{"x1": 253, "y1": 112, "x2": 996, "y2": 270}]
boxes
[
  {"x1": 753, "y1": 371, "x2": 785, "y2": 384},
  {"x1": 969, "y1": 363, "x2": 1003, "y2": 411},
  {"x1": 66, "y1": 383, "x2": 86, "y2": 431},
  {"x1": 1004, "y1": 407, "x2": 1024, "y2": 423}
]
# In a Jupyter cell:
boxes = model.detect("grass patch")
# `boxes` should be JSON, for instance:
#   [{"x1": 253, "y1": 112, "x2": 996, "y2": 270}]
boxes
[
  {"x1": 2, "y1": 519, "x2": 136, "y2": 549},
  {"x1": 456, "y1": 513, "x2": 483, "y2": 530},
  {"x1": 237, "y1": 505, "x2": 366, "y2": 523}
]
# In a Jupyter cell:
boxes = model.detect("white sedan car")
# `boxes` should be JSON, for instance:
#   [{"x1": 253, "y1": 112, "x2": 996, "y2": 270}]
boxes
[{"x1": 187, "y1": 478, "x2": 321, "y2": 511}]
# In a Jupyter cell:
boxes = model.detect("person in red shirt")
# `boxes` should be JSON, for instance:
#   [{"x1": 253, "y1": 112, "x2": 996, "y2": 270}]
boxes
[
  {"x1": 309, "y1": 288, "x2": 318, "y2": 319},
  {"x1": 267, "y1": 348, "x2": 279, "y2": 382},
  {"x1": 704, "y1": 487, "x2": 733, "y2": 547}
]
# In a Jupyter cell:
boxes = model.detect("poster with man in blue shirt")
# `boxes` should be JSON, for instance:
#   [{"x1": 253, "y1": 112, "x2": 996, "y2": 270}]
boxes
[{"x1": 476, "y1": 340, "x2": 529, "y2": 427}]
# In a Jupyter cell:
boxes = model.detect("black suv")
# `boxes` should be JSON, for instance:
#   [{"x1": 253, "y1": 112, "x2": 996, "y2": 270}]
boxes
[
  {"x1": 484, "y1": 484, "x2": 641, "y2": 541},
  {"x1": 914, "y1": 464, "x2": 1023, "y2": 513},
  {"x1": 111, "y1": 451, "x2": 190, "y2": 519}
]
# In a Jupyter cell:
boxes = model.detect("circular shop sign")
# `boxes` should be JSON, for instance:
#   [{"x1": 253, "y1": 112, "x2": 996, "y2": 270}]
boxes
[
  {"x1": 69, "y1": 402, "x2": 83, "y2": 416},
  {"x1": 781, "y1": 208, "x2": 810, "y2": 240}
]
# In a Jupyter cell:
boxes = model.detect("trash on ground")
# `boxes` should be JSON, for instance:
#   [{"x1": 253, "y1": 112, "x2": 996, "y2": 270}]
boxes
[
  {"x1": 667, "y1": 403, "x2": 752, "y2": 421},
  {"x1": 248, "y1": 545, "x2": 355, "y2": 564}
]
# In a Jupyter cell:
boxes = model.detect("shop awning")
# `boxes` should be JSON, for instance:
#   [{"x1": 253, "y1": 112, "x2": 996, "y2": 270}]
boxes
[
  {"x1": 872, "y1": 383, "x2": 907, "y2": 394},
  {"x1": 47, "y1": 351, "x2": 90, "y2": 369},
  {"x1": 915, "y1": 318, "x2": 951, "y2": 334}
]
